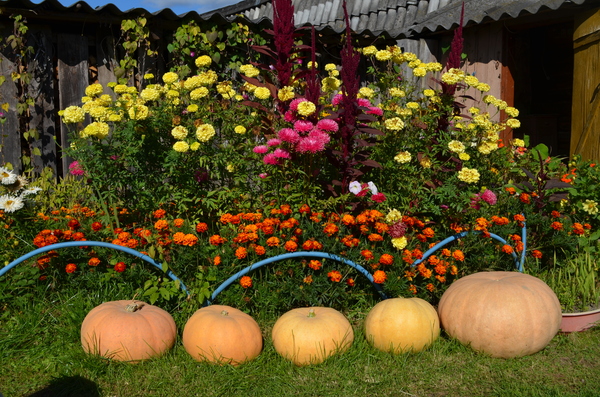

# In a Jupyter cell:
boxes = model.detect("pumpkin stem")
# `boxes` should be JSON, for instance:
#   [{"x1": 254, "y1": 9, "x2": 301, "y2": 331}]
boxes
[
  {"x1": 125, "y1": 301, "x2": 144, "y2": 312},
  {"x1": 307, "y1": 308, "x2": 316, "y2": 317},
  {"x1": 221, "y1": 310, "x2": 229, "y2": 316}
]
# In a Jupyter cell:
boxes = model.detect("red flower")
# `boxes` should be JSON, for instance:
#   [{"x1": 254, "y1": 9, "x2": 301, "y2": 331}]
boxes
[
  {"x1": 65, "y1": 263, "x2": 77, "y2": 273},
  {"x1": 531, "y1": 250, "x2": 543, "y2": 259},
  {"x1": 551, "y1": 221, "x2": 563, "y2": 231},
  {"x1": 308, "y1": 260, "x2": 322, "y2": 270},
  {"x1": 91, "y1": 221, "x2": 103, "y2": 231},
  {"x1": 114, "y1": 262, "x2": 126, "y2": 273},
  {"x1": 373, "y1": 270, "x2": 387, "y2": 284},
  {"x1": 371, "y1": 192, "x2": 387, "y2": 203},
  {"x1": 501, "y1": 245, "x2": 514, "y2": 254},
  {"x1": 195, "y1": 222, "x2": 208, "y2": 233}
]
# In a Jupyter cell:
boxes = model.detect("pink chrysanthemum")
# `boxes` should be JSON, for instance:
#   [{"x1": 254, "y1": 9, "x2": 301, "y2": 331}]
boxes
[
  {"x1": 263, "y1": 153, "x2": 279, "y2": 165},
  {"x1": 278, "y1": 128, "x2": 300, "y2": 143},
  {"x1": 267, "y1": 138, "x2": 282, "y2": 147},
  {"x1": 284, "y1": 111, "x2": 296, "y2": 122},
  {"x1": 366, "y1": 106, "x2": 384, "y2": 116},
  {"x1": 358, "y1": 98, "x2": 372, "y2": 107},
  {"x1": 332, "y1": 94, "x2": 344, "y2": 106},
  {"x1": 259, "y1": 173, "x2": 268, "y2": 179},
  {"x1": 294, "y1": 120, "x2": 314, "y2": 133},
  {"x1": 253, "y1": 145, "x2": 268, "y2": 154},
  {"x1": 296, "y1": 137, "x2": 323, "y2": 153},
  {"x1": 68, "y1": 161, "x2": 85, "y2": 176},
  {"x1": 316, "y1": 118, "x2": 339, "y2": 132},
  {"x1": 273, "y1": 148, "x2": 291, "y2": 158},
  {"x1": 308, "y1": 129, "x2": 330, "y2": 146},
  {"x1": 481, "y1": 189, "x2": 497, "y2": 205}
]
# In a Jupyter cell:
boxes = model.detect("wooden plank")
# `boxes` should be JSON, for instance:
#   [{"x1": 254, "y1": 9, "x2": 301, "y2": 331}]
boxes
[
  {"x1": 571, "y1": 10, "x2": 600, "y2": 160},
  {"x1": 0, "y1": 27, "x2": 21, "y2": 173},
  {"x1": 96, "y1": 27, "x2": 117, "y2": 98},
  {"x1": 57, "y1": 33, "x2": 88, "y2": 177},
  {"x1": 27, "y1": 27, "x2": 57, "y2": 175}
]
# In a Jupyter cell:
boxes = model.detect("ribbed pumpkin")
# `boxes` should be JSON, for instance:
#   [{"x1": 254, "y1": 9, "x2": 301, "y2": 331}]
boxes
[
  {"x1": 365, "y1": 297, "x2": 440, "y2": 353},
  {"x1": 271, "y1": 307, "x2": 354, "y2": 366},
  {"x1": 438, "y1": 271, "x2": 562, "y2": 358},
  {"x1": 81, "y1": 300, "x2": 176, "y2": 362},
  {"x1": 183, "y1": 305, "x2": 263, "y2": 365}
]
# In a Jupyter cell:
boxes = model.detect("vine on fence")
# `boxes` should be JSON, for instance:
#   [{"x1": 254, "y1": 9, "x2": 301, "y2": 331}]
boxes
[{"x1": 117, "y1": 17, "x2": 157, "y2": 85}]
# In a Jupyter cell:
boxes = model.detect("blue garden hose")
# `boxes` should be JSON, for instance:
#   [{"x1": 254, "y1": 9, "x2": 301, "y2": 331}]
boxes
[
  {"x1": 206, "y1": 251, "x2": 389, "y2": 305},
  {"x1": 0, "y1": 241, "x2": 189, "y2": 295}
]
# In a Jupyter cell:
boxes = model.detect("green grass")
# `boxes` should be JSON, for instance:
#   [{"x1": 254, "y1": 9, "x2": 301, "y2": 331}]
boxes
[{"x1": 1, "y1": 284, "x2": 600, "y2": 397}]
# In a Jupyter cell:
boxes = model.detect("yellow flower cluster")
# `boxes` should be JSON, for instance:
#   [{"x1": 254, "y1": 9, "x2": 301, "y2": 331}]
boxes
[
  {"x1": 254, "y1": 86, "x2": 271, "y2": 100},
  {"x1": 384, "y1": 117, "x2": 405, "y2": 131},
  {"x1": 196, "y1": 124, "x2": 216, "y2": 142},
  {"x1": 171, "y1": 126, "x2": 189, "y2": 140},
  {"x1": 239, "y1": 64, "x2": 260, "y2": 78},
  {"x1": 447, "y1": 140, "x2": 466, "y2": 153},
  {"x1": 297, "y1": 101, "x2": 316, "y2": 116},
  {"x1": 62, "y1": 106, "x2": 85, "y2": 124},
  {"x1": 457, "y1": 167, "x2": 480, "y2": 183},
  {"x1": 394, "y1": 151, "x2": 412, "y2": 163},
  {"x1": 80, "y1": 122, "x2": 109, "y2": 139},
  {"x1": 277, "y1": 86, "x2": 295, "y2": 102},
  {"x1": 195, "y1": 55, "x2": 212, "y2": 68}
]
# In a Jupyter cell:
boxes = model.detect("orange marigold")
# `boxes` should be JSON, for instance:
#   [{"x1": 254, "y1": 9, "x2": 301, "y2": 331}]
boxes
[
  {"x1": 531, "y1": 250, "x2": 543, "y2": 259},
  {"x1": 209, "y1": 234, "x2": 226, "y2": 245},
  {"x1": 379, "y1": 254, "x2": 394, "y2": 265},
  {"x1": 173, "y1": 218, "x2": 185, "y2": 228},
  {"x1": 361, "y1": 249, "x2": 374, "y2": 260},
  {"x1": 114, "y1": 262, "x2": 126, "y2": 273},
  {"x1": 323, "y1": 223, "x2": 339, "y2": 237},
  {"x1": 284, "y1": 240, "x2": 298, "y2": 252},
  {"x1": 303, "y1": 275, "x2": 313, "y2": 284},
  {"x1": 308, "y1": 260, "x2": 322, "y2": 270},
  {"x1": 235, "y1": 247, "x2": 248, "y2": 259},
  {"x1": 346, "y1": 278, "x2": 355, "y2": 287},
  {"x1": 299, "y1": 204, "x2": 311, "y2": 214},
  {"x1": 368, "y1": 233, "x2": 384, "y2": 242},
  {"x1": 327, "y1": 270, "x2": 342, "y2": 282},
  {"x1": 153, "y1": 209, "x2": 166, "y2": 219},
  {"x1": 426, "y1": 283, "x2": 435, "y2": 292},
  {"x1": 408, "y1": 284, "x2": 417, "y2": 294},
  {"x1": 88, "y1": 257, "x2": 101, "y2": 267},
  {"x1": 65, "y1": 263, "x2": 77, "y2": 273},
  {"x1": 501, "y1": 245, "x2": 514, "y2": 254},
  {"x1": 266, "y1": 237, "x2": 280, "y2": 247},
  {"x1": 213, "y1": 255, "x2": 222, "y2": 266},
  {"x1": 154, "y1": 219, "x2": 169, "y2": 230},
  {"x1": 422, "y1": 227, "x2": 435, "y2": 238},
  {"x1": 551, "y1": 221, "x2": 563, "y2": 231},
  {"x1": 452, "y1": 250, "x2": 465, "y2": 261},
  {"x1": 373, "y1": 270, "x2": 387, "y2": 284},
  {"x1": 341, "y1": 214, "x2": 355, "y2": 226},
  {"x1": 240, "y1": 276, "x2": 253, "y2": 288},
  {"x1": 194, "y1": 222, "x2": 208, "y2": 233},
  {"x1": 254, "y1": 245, "x2": 266, "y2": 255}
]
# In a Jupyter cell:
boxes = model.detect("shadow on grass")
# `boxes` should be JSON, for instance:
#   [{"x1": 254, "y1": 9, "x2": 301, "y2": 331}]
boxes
[{"x1": 27, "y1": 375, "x2": 100, "y2": 397}]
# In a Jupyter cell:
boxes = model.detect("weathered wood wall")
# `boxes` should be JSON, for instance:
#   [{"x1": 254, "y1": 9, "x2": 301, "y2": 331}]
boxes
[{"x1": 571, "y1": 7, "x2": 600, "y2": 161}]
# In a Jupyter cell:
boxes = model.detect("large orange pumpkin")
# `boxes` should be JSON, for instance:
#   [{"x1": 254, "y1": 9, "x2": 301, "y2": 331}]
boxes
[
  {"x1": 81, "y1": 300, "x2": 177, "y2": 362},
  {"x1": 365, "y1": 297, "x2": 440, "y2": 353},
  {"x1": 271, "y1": 307, "x2": 354, "y2": 366},
  {"x1": 182, "y1": 305, "x2": 263, "y2": 365},
  {"x1": 438, "y1": 271, "x2": 562, "y2": 358}
]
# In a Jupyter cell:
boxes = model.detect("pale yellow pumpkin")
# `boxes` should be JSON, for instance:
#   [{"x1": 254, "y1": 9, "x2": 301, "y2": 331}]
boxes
[
  {"x1": 81, "y1": 300, "x2": 176, "y2": 362},
  {"x1": 182, "y1": 305, "x2": 263, "y2": 365},
  {"x1": 438, "y1": 271, "x2": 562, "y2": 358},
  {"x1": 365, "y1": 297, "x2": 440, "y2": 353},
  {"x1": 271, "y1": 307, "x2": 354, "y2": 366}
]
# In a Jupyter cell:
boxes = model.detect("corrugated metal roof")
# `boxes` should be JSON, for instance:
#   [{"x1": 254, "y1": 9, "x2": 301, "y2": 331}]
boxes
[{"x1": 203, "y1": 0, "x2": 594, "y2": 38}]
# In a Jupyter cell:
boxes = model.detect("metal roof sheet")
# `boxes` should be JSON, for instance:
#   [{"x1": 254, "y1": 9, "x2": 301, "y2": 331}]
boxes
[{"x1": 203, "y1": 0, "x2": 594, "y2": 38}]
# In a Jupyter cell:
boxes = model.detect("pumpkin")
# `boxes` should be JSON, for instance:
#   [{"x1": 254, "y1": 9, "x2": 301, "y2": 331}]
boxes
[
  {"x1": 271, "y1": 307, "x2": 354, "y2": 366},
  {"x1": 438, "y1": 271, "x2": 562, "y2": 358},
  {"x1": 182, "y1": 305, "x2": 262, "y2": 365},
  {"x1": 81, "y1": 300, "x2": 176, "y2": 362},
  {"x1": 365, "y1": 297, "x2": 440, "y2": 353}
]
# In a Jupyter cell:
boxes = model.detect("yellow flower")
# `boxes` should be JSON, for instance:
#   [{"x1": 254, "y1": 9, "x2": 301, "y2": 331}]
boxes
[
  {"x1": 190, "y1": 87, "x2": 209, "y2": 100},
  {"x1": 506, "y1": 118, "x2": 521, "y2": 129},
  {"x1": 195, "y1": 55, "x2": 212, "y2": 68},
  {"x1": 81, "y1": 122, "x2": 109, "y2": 139},
  {"x1": 85, "y1": 83, "x2": 103, "y2": 97},
  {"x1": 358, "y1": 87, "x2": 375, "y2": 98},
  {"x1": 171, "y1": 126, "x2": 188, "y2": 140},
  {"x1": 62, "y1": 106, "x2": 85, "y2": 124},
  {"x1": 392, "y1": 236, "x2": 408, "y2": 250},
  {"x1": 187, "y1": 104, "x2": 198, "y2": 112},
  {"x1": 505, "y1": 107, "x2": 519, "y2": 118},
  {"x1": 190, "y1": 142, "x2": 200, "y2": 151},
  {"x1": 325, "y1": 63, "x2": 337, "y2": 71},
  {"x1": 128, "y1": 104, "x2": 149, "y2": 120},
  {"x1": 361, "y1": 45, "x2": 377, "y2": 56},
  {"x1": 173, "y1": 141, "x2": 189, "y2": 152},
  {"x1": 478, "y1": 141, "x2": 498, "y2": 154},
  {"x1": 278, "y1": 86, "x2": 295, "y2": 102},
  {"x1": 254, "y1": 86, "x2": 271, "y2": 100},
  {"x1": 464, "y1": 75, "x2": 479, "y2": 87},
  {"x1": 582, "y1": 199, "x2": 599, "y2": 215},
  {"x1": 196, "y1": 124, "x2": 216, "y2": 142},
  {"x1": 198, "y1": 70, "x2": 218, "y2": 85},
  {"x1": 234, "y1": 125, "x2": 247, "y2": 134},
  {"x1": 296, "y1": 101, "x2": 316, "y2": 116},
  {"x1": 420, "y1": 157, "x2": 431, "y2": 168},
  {"x1": 477, "y1": 83, "x2": 491, "y2": 92},
  {"x1": 239, "y1": 64, "x2": 260, "y2": 77},
  {"x1": 226, "y1": 164, "x2": 235, "y2": 172},
  {"x1": 184, "y1": 76, "x2": 203, "y2": 90},
  {"x1": 448, "y1": 140, "x2": 465, "y2": 153},
  {"x1": 385, "y1": 117, "x2": 405, "y2": 131},
  {"x1": 162, "y1": 72, "x2": 179, "y2": 84},
  {"x1": 375, "y1": 50, "x2": 392, "y2": 61},
  {"x1": 406, "y1": 102, "x2": 420, "y2": 110},
  {"x1": 385, "y1": 209, "x2": 402, "y2": 223},
  {"x1": 113, "y1": 84, "x2": 129, "y2": 94},
  {"x1": 512, "y1": 138, "x2": 525, "y2": 147},
  {"x1": 459, "y1": 152, "x2": 470, "y2": 161},
  {"x1": 394, "y1": 151, "x2": 411, "y2": 163},
  {"x1": 412, "y1": 67, "x2": 427, "y2": 77},
  {"x1": 321, "y1": 76, "x2": 341, "y2": 92},
  {"x1": 457, "y1": 167, "x2": 480, "y2": 183},
  {"x1": 469, "y1": 107, "x2": 480, "y2": 115},
  {"x1": 423, "y1": 89, "x2": 435, "y2": 97},
  {"x1": 307, "y1": 61, "x2": 318, "y2": 69},
  {"x1": 389, "y1": 87, "x2": 405, "y2": 97},
  {"x1": 143, "y1": 73, "x2": 154, "y2": 80}
]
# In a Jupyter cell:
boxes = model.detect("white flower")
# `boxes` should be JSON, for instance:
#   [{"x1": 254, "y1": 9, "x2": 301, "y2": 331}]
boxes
[
  {"x1": 349, "y1": 181, "x2": 362, "y2": 195},
  {"x1": 367, "y1": 181, "x2": 378, "y2": 195},
  {"x1": 0, "y1": 195, "x2": 24, "y2": 212},
  {"x1": 21, "y1": 187, "x2": 42, "y2": 197},
  {"x1": 0, "y1": 167, "x2": 17, "y2": 185}
]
